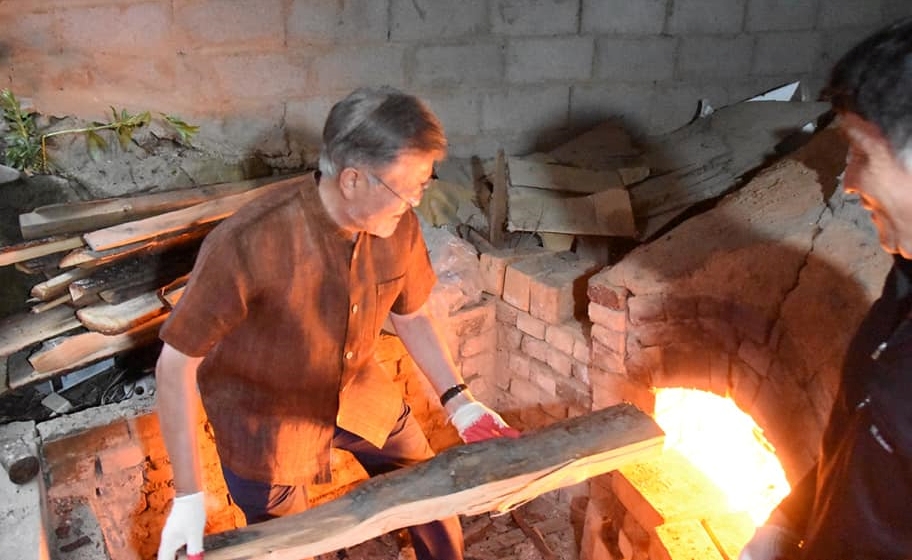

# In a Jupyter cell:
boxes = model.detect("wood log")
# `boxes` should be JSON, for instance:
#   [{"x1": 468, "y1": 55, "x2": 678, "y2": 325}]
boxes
[
  {"x1": 196, "y1": 403, "x2": 664, "y2": 560},
  {"x1": 20, "y1": 314, "x2": 167, "y2": 381},
  {"x1": 507, "y1": 186, "x2": 636, "y2": 237},
  {"x1": 83, "y1": 176, "x2": 301, "y2": 252},
  {"x1": 0, "y1": 306, "x2": 81, "y2": 357},
  {"x1": 0, "y1": 430, "x2": 40, "y2": 484},
  {"x1": 0, "y1": 235, "x2": 85, "y2": 267},
  {"x1": 19, "y1": 175, "x2": 296, "y2": 239}
]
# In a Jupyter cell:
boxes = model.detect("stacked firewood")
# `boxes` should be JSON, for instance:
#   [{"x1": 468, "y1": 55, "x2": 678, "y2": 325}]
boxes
[{"x1": 0, "y1": 174, "x2": 302, "y2": 396}]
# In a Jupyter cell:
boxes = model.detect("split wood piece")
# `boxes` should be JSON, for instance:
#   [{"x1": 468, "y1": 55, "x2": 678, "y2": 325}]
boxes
[
  {"x1": 14, "y1": 253, "x2": 63, "y2": 276},
  {"x1": 0, "y1": 431, "x2": 40, "y2": 484},
  {"x1": 507, "y1": 157, "x2": 648, "y2": 195},
  {"x1": 21, "y1": 314, "x2": 167, "y2": 380},
  {"x1": 196, "y1": 403, "x2": 664, "y2": 560},
  {"x1": 548, "y1": 119, "x2": 644, "y2": 171},
  {"x1": 489, "y1": 149, "x2": 508, "y2": 248},
  {"x1": 31, "y1": 267, "x2": 97, "y2": 301},
  {"x1": 507, "y1": 186, "x2": 636, "y2": 237},
  {"x1": 59, "y1": 222, "x2": 213, "y2": 269},
  {"x1": 77, "y1": 290, "x2": 172, "y2": 335},
  {"x1": 67, "y1": 249, "x2": 197, "y2": 306},
  {"x1": 0, "y1": 306, "x2": 81, "y2": 357},
  {"x1": 19, "y1": 175, "x2": 299, "y2": 239},
  {"x1": 158, "y1": 276, "x2": 188, "y2": 309},
  {"x1": 0, "y1": 235, "x2": 85, "y2": 267},
  {"x1": 30, "y1": 293, "x2": 76, "y2": 314},
  {"x1": 83, "y1": 176, "x2": 301, "y2": 252}
]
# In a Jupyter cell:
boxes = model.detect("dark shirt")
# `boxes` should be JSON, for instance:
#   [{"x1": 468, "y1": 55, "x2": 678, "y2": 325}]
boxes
[
  {"x1": 159, "y1": 174, "x2": 436, "y2": 485},
  {"x1": 796, "y1": 255, "x2": 912, "y2": 559}
]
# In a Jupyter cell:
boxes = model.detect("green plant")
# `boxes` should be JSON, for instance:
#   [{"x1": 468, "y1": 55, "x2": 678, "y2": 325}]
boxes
[
  {"x1": 0, "y1": 89, "x2": 42, "y2": 172},
  {"x1": 0, "y1": 88, "x2": 199, "y2": 173}
]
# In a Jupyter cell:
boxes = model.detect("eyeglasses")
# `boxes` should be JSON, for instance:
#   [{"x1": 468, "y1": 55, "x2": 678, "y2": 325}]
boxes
[{"x1": 366, "y1": 171, "x2": 431, "y2": 208}]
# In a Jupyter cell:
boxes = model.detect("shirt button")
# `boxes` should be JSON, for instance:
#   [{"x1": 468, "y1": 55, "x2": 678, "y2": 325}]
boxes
[
  {"x1": 351, "y1": 304, "x2": 359, "y2": 314},
  {"x1": 344, "y1": 351, "x2": 354, "y2": 360}
]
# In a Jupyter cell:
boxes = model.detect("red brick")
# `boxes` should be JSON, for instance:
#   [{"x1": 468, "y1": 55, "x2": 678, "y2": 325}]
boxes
[
  {"x1": 587, "y1": 269, "x2": 628, "y2": 309},
  {"x1": 480, "y1": 247, "x2": 548, "y2": 296},
  {"x1": 546, "y1": 346, "x2": 573, "y2": 376},
  {"x1": 588, "y1": 301, "x2": 627, "y2": 332},
  {"x1": 521, "y1": 335, "x2": 550, "y2": 363},
  {"x1": 628, "y1": 294, "x2": 665, "y2": 325},
  {"x1": 516, "y1": 311, "x2": 547, "y2": 339},
  {"x1": 529, "y1": 258, "x2": 598, "y2": 325}
]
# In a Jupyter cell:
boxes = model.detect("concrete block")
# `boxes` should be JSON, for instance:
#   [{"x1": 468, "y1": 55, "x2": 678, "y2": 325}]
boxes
[
  {"x1": 884, "y1": 0, "x2": 912, "y2": 20},
  {"x1": 481, "y1": 85, "x2": 570, "y2": 134},
  {"x1": 516, "y1": 311, "x2": 547, "y2": 339},
  {"x1": 414, "y1": 43, "x2": 505, "y2": 87},
  {"x1": 480, "y1": 247, "x2": 549, "y2": 297},
  {"x1": 570, "y1": 82, "x2": 656, "y2": 135},
  {"x1": 752, "y1": 31, "x2": 820, "y2": 75},
  {"x1": 668, "y1": 0, "x2": 747, "y2": 34},
  {"x1": 286, "y1": 96, "x2": 337, "y2": 147},
  {"x1": 290, "y1": 0, "x2": 388, "y2": 43},
  {"x1": 175, "y1": 0, "x2": 285, "y2": 49},
  {"x1": 582, "y1": 0, "x2": 667, "y2": 34},
  {"x1": 589, "y1": 302, "x2": 627, "y2": 332},
  {"x1": 817, "y1": 0, "x2": 883, "y2": 29},
  {"x1": 595, "y1": 36, "x2": 677, "y2": 82},
  {"x1": 647, "y1": 81, "x2": 728, "y2": 134},
  {"x1": 5, "y1": 10, "x2": 58, "y2": 51},
  {"x1": 59, "y1": 2, "x2": 171, "y2": 54},
  {"x1": 818, "y1": 26, "x2": 882, "y2": 68},
  {"x1": 507, "y1": 37, "x2": 594, "y2": 84},
  {"x1": 491, "y1": 0, "x2": 579, "y2": 35},
  {"x1": 312, "y1": 45, "x2": 408, "y2": 91},
  {"x1": 180, "y1": 53, "x2": 310, "y2": 101},
  {"x1": 420, "y1": 90, "x2": 483, "y2": 137},
  {"x1": 391, "y1": 0, "x2": 488, "y2": 41},
  {"x1": 745, "y1": 0, "x2": 817, "y2": 31},
  {"x1": 677, "y1": 35, "x2": 755, "y2": 78}
]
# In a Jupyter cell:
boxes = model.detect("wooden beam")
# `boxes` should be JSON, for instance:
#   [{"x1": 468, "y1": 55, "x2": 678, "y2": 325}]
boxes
[
  {"x1": 19, "y1": 175, "x2": 297, "y2": 239},
  {"x1": 196, "y1": 403, "x2": 664, "y2": 560},
  {"x1": 489, "y1": 149, "x2": 508, "y2": 248},
  {"x1": 82, "y1": 177, "x2": 300, "y2": 252}
]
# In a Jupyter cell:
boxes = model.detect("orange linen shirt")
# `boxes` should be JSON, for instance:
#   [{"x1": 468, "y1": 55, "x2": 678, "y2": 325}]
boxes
[{"x1": 158, "y1": 173, "x2": 436, "y2": 485}]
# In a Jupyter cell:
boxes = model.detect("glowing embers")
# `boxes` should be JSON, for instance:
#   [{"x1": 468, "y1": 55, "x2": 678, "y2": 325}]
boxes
[{"x1": 653, "y1": 388, "x2": 790, "y2": 526}]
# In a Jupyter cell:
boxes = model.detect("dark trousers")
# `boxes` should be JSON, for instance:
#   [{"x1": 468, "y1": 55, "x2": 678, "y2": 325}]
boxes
[{"x1": 222, "y1": 403, "x2": 464, "y2": 560}]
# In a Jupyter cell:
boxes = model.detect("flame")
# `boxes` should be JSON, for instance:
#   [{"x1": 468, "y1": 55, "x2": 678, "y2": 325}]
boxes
[{"x1": 653, "y1": 388, "x2": 790, "y2": 525}]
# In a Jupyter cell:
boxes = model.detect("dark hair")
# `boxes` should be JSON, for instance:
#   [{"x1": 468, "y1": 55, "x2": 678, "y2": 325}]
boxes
[
  {"x1": 823, "y1": 17, "x2": 912, "y2": 163},
  {"x1": 319, "y1": 86, "x2": 446, "y2": 177}
]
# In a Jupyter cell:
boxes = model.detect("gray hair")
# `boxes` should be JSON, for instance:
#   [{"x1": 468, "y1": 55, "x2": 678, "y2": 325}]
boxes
[{"x1": 319, "y1": 86, "x2": 447, "y2": 178}]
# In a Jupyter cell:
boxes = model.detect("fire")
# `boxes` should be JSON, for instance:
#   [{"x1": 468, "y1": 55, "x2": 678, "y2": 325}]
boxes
[{"x1": 653, "y1": 388, "x2": 791, "y2": 525}]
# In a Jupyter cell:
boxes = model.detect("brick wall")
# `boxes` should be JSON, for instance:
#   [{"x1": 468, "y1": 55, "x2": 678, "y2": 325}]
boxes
[{"x1": 3, "y1": 0, "x2": 908, "y2": 162}]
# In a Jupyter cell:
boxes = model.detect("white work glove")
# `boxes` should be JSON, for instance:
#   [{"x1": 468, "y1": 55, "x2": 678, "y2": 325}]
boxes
[
  {"x1": 738, "y1": 524, "x2": 801, "y2": 560},
  {"x1": 449, "y1": 401, "x2": 521, "y2": 443},
  {"x1": 158, "y1": 492, "x2": 205, "y2": 560}
]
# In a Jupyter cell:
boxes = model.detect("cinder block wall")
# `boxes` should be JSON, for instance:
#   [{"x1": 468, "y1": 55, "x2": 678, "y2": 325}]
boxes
[{"x1": 3, "y1": 0, "x2": 909, "y2": 162}]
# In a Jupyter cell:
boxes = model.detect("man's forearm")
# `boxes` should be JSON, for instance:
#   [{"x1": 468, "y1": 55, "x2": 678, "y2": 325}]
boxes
[{"x1": 155, "y1": 344, "x2": 205, "y2": 496}]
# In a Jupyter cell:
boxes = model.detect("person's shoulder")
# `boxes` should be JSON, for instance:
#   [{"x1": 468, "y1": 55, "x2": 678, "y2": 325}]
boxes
[{"x1": 221, "y1": 175, "x2": 314, "y2": 232}]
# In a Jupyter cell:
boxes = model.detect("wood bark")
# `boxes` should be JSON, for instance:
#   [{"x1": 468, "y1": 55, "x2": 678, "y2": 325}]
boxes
[{"x1": 196, "y1": 403, "x2": 664, "y2": 560}]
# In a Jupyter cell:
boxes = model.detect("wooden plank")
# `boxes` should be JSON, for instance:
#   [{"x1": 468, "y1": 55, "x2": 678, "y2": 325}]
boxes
[
  {"x1": 31, "y1": 267, "x2": 96, "y2": 301},
  {"x1": 76, "y1": 290, "x2": 169, "y2": 335},
  {"x1": 0, "y1": 306, "x2": 81, "y2": 357},
  {"x1": 507, "y1": 157, "x2": 646, "y2": 194},
  {"x1": 507, "y1": 186, "x2": 636, "y2": 237},
  {"x1": 19, "y1": 175, "x2": 297, "y2": 239},
  {"x1": 60, "y1": 223, "x2": 213, "y2": 269},
  {"x1": 548, "y1": 119, "x2": 644, "y2": 170},
  {"x1": 0, "y1": 236, "x2": 85, "y2": 267},
  {"x1": 197, "y1": 403, "x2": 664, "y2": 560},
  {"x1": 82, "y1": 176, "x2": 300, "y2": 252},
  {"x1": 67, "y1": 249, "x2": 196, "y2": 305},
  {"x1": 21, "y1": 314, "x2": 166, "y2": 380}
]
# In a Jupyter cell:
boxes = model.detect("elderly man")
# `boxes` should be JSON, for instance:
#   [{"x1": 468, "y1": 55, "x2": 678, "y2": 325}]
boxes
[
  {"x1": 740, "y1": 17, "x2": 912, "y2": 560},
  {"x1": 155, "y1": 87, "x2": 518, "y2": 560}
]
